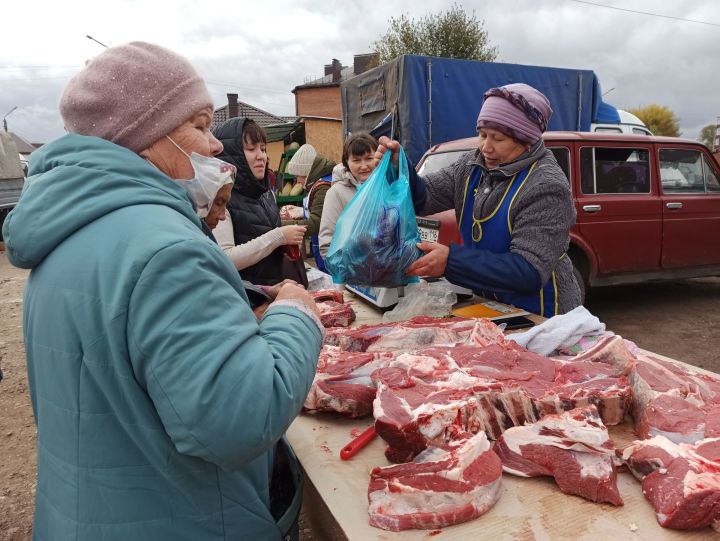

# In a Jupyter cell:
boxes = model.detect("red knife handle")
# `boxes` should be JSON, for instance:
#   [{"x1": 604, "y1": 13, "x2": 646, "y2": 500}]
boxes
[{"x1": 340, "y1": 426, "x2": 377, "y2": 460}]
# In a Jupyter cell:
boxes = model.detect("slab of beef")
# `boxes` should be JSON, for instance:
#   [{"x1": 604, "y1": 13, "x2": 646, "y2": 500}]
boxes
[
  {"x1": 621, "y1": 435, "x2": 720, "y2": 530},
  {"x1": 304, "y1": 346, "x2": 393, "y2": 417},
  {"x1": 555, "y1": 334, "x2": 636, "y2": 377},
  {"x1": 324, "y1": 316, "x2": 485, "y2": 352},
  {"x1": 317, "y1": 300, "x2": 356, "y2": 328},
  {"x1": 494, "y1": 405, "x2": 623, "y2": 505},
  {"x1": 311, "y1": 288, "x2": 345, "y2": 303},
  {"x1": 629, "y1": 353, "x2": 720, "y2": 445},
  {"x1": 636, "y1": 394, "x2": 720, "y2": 444},
  {"x1": 373, "y1": 341, "x2": 632, "y2": 462},
  {"x1": 367, "y1": 431, "x2": 502, "y2": 531}
]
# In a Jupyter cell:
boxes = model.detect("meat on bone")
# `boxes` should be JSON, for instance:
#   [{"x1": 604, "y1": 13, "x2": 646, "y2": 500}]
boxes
[
  {"x1": 368, "y1": 431, "x2": 502, "y2": 531},
  {"x1": 621, "y1": 435, "x2": 720, "y2": 530},
  {"x1": 493, "y1": 405, "x2": 623, "y2": 506}
]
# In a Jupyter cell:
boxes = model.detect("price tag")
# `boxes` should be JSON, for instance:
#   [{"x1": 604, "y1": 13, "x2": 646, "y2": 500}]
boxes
[{"x1": 416, "y1": 217, "x2": 440, "y2": 243}]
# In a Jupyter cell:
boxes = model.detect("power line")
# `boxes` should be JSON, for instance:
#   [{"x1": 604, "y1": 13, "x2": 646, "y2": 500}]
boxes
[{"x1": 567, "y1": 0, "x2": 720, "y2": 27}]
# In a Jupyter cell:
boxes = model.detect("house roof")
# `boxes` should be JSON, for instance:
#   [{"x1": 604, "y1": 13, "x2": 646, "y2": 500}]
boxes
[
  {"x1": 9, "y1": 132, "x2": 38, "y2": 154},
  {"x1": 264, "y1": 122, "x2": 304, "y2": 143},
  {"x1": 293, "y1": 65, "x2": 355, "y2": 92},
  {"x1": 212, "y1": 100, "x2": 287, "y2": 129}
]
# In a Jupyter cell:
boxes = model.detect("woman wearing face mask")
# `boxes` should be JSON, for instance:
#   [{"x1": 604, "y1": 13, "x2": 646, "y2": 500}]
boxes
[
  {"x1": 2, "y1": 42, "x2": 323, "y2": 541},
  {"x1": 318, "y1": 133, "x2": 379, "y2": 259},
  {"x1": 202, "y1": 185, "x2": 298, "y2": 319},
  {"x1": 211, "y1": 117, "x2": 306, "y2": 285}
]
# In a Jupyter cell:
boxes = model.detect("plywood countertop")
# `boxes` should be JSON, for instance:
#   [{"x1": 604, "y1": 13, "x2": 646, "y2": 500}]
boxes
[{"x1": 288, "y1": 291, "x2": 719, "y2": 540}]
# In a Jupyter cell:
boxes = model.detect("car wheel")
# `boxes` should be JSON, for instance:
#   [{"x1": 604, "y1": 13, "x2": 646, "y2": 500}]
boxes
[{"x1": 572, "y1": 264, "x2": 586, "y2": 305}]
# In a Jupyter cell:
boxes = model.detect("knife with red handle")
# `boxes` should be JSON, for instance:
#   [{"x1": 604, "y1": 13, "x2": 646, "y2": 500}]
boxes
[{"x1": 340, "y1": 426, "x2": 377, "y2": 460}]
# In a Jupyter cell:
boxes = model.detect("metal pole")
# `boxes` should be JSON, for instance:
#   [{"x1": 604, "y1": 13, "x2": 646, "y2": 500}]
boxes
[
  {"x1": 3, "y1": 106, "x2": 18, "y2": 132},
  {"x1": 86, "y1": 35, "x2": 109, "y2": 48},
  {"x1": 427, "y1": 59, "x2": 433, "y2": 149},
  {"x1": 577, "y1": 73, "x2": 583, "y2": 131}
]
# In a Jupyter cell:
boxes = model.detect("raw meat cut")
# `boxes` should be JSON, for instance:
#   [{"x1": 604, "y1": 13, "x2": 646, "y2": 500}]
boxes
[
  {"x1": 304, "y1": 347, "x2": 393, "y2": 417},
  {"x1": 311, "y1": 288, "x2": 345, "y2": 303},
  {"x1": 621, "y1": 435, "x2": 720, "y2": 530},
  {"x1": 629, "y1": 353, "x2": 720, "y2": 445},
  {"x1": 324, "y1": 316, "x2": 484, "y2": 352},
  {"x1": 372, "y1": 342, "x2": 633, "y2": 461},
  {"x1": 493, "y1": 405, "x2": 623, "y2": 506},
  {"x1": 368, "y1": 431, "x2": 502, "y2": 531},
  {"x1": 317, "y1": 300, "x2": 356, "y2": 328},
  {"x1": 555, "y1": 334, "x2": 636, "y2": 377}
]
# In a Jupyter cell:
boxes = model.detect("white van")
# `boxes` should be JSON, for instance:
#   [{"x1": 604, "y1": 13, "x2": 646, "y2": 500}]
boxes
[{"x1": 591, "y1": 109, "x2": 652, "y2": 135}]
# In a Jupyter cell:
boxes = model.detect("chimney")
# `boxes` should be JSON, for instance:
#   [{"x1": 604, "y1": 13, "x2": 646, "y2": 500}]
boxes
[
  {"x1": 227, "y1": 93, "x2": 239, "y2": 118},
  {"x1": 353, "y1": 53, "x2": 379, "y2": 75},
  {"x1": 331, "y1": 58, "x2": 342, "y2": 83}
]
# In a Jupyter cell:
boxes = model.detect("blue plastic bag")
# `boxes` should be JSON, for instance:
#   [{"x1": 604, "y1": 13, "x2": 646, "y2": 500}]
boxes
[{"x1": 325, "y1": 148, "x2": 422, "y2": 287}]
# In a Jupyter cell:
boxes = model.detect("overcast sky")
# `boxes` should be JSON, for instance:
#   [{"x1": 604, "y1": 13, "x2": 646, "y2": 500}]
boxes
[{"x1": 1, "y1": 0, "x2": 718, "y2": 144}]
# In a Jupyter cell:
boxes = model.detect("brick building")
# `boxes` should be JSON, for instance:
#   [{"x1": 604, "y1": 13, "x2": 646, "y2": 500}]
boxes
[{"x1": 292, "y1": 54, "x2": 379, "y2": 162}]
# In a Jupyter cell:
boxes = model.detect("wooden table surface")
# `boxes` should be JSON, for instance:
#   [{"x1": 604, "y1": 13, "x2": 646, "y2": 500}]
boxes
[{"x1": 288, "y1": 291, "x2": 719, "y2": 540}]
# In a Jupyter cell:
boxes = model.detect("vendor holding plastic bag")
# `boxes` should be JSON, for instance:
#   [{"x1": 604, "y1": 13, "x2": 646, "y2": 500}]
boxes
[
  {"x1": 324, "y1": 138, "x2": 421, "y2": 288},
  {"x1": 376, "y1": 83, "x2": 581, "y2": 316}
]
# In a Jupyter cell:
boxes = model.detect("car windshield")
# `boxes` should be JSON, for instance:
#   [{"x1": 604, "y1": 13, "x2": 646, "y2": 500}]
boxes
[{"x1": 417, "y1": 150, "x2": 468, "y2": 175}]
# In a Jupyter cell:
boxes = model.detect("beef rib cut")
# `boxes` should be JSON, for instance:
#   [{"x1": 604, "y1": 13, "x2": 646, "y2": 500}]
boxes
[
  {"x1": 493, "y1": 405, "x2": 623, "y2": 506},
  {"x1": 368, "y1": 431, "x2": 502, "y2": 531}
]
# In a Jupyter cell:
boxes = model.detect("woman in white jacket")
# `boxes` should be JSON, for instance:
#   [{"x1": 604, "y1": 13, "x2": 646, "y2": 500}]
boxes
[{"x1": 318, "y1": 133, "x2": 378, "y2": 258}]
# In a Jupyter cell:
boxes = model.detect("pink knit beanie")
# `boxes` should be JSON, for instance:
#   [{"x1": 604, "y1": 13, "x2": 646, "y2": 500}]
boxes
[
  {"x1": 476, "y1": 83, "x2": 553, "y2": 144},
  {"x1": 59, "y1": 41, "x2": 213, "y2": 153}
]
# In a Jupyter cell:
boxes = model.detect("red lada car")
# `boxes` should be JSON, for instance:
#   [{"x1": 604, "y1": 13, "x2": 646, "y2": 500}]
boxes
[{"x1": 418, "y1": 132, "x2": 720, "y2": 300}]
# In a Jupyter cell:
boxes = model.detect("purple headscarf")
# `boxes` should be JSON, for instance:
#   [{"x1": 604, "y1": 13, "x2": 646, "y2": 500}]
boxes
[{"x1": 476, "y1": 83, "x2": 553, "y2": 144}]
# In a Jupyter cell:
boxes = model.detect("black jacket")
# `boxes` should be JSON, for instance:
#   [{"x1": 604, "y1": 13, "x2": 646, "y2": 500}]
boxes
[{"x1": 212, "y1": 118, "x2": 286, "y2": 285}]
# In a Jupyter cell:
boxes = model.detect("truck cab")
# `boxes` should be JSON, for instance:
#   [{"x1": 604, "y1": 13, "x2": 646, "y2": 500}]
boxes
[{"x1": 590, "y1": 109, "x2": 652, "y2": 136}]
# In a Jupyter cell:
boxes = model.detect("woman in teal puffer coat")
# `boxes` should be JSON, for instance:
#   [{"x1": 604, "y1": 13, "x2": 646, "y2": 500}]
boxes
[{"x1": 2, "y1": 42, "x2": 323, "y2": 541}]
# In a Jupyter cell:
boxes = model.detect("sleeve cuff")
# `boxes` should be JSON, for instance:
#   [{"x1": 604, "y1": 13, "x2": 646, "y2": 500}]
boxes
[{"x1": 265, "y1": 299, "x2": 326, "y2": 336}]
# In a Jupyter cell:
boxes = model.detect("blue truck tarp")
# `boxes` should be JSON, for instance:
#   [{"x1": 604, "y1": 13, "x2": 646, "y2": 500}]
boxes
[{"x1": 341, "y1": 55, "x2": 620, "y2": 164}]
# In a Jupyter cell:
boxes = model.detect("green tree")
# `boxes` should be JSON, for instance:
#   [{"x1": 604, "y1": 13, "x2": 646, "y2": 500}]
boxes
[
  {"x1": 373, "y1": 4, "x2": 498, "y2": 64},
  {"x1": 699, "y1": 124, "x2": 716, "y2": 149},
  {"x1": 627, "y1": 104, "x2": 680, "y2": 137}
]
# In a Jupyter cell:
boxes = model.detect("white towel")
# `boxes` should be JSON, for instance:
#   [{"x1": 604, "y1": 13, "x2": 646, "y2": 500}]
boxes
[{"x1": 507, "y1": 306, "x2": 605, "y2": 357}]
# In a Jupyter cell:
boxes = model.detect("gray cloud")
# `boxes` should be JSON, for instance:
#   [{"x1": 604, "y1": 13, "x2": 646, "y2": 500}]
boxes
[{"x1": 1, "y1": 0, "x2": 718, "y2": 144}]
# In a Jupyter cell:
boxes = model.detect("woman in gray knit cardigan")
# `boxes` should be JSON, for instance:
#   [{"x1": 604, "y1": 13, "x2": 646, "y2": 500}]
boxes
[{"x1": 379, "y1": 83, "x2": 581, "y2": 316}]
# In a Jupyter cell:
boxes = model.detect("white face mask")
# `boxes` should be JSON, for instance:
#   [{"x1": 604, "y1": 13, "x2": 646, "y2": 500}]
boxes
[{"x1": 166, "y1": 137, "x2": 236, "y2": 218}]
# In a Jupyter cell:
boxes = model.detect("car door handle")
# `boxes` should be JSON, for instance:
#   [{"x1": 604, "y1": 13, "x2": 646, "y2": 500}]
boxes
[
  {"x1": 582, "y1": 205, "x2": 602, "y2": 213},
  {"x1": 666, "y1": 202, "x2": 683, "y2": 209}
]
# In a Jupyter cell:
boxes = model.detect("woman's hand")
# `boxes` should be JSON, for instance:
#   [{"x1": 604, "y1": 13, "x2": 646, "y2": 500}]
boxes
[
  {"x1": 274, "y1": 282, "x2": 320, "y2": 317},
  {"x1": 280, "y1": 224, "x2": 307, "y2": 245},
  {"x1": 374, "y1": 136, "x2": 401, "y2": 172},
  {"x1": 406, "y1": 242, "x2": 450, "y2": 277},
  {"x1": 263, "y1": 279, "x2": 300, "y2": 300}
]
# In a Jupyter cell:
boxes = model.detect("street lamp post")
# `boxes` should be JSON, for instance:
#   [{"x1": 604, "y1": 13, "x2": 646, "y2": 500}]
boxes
[
  {"x1": 3, "y1": 106, "x2": 18, "y2": 132},
  {"x1": 86, "y1": 35, "x2": 109, "y2": 49}
]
